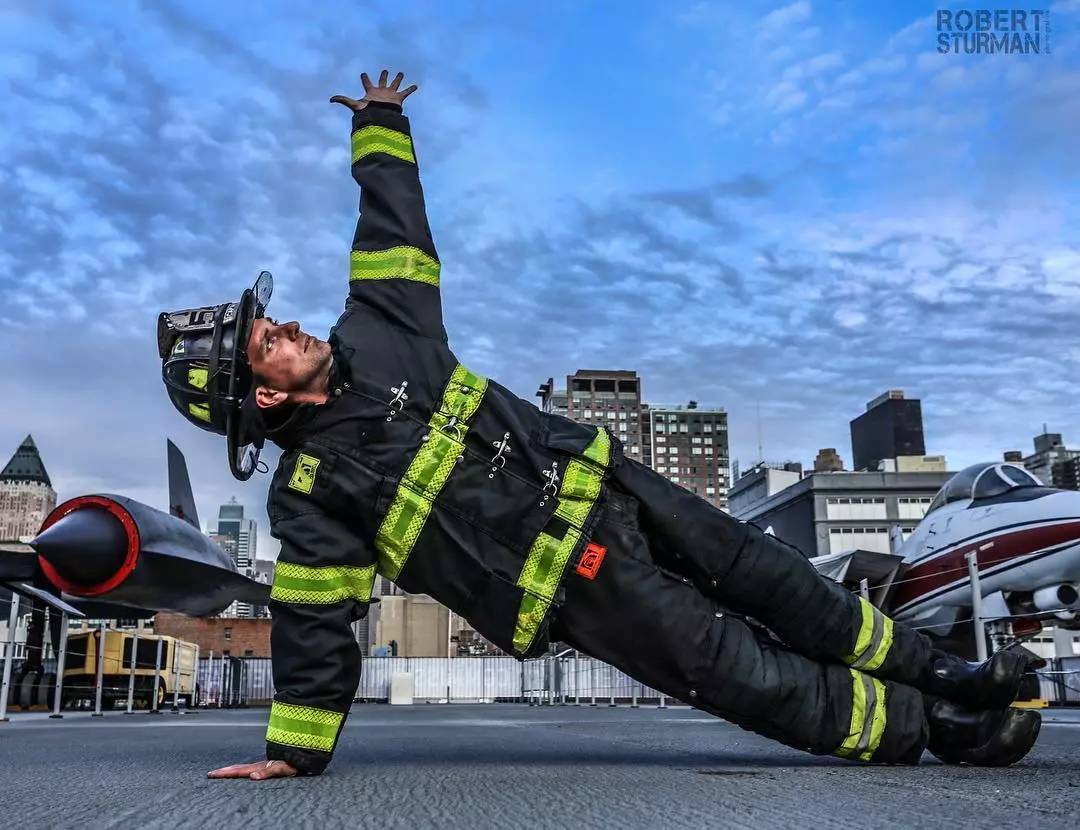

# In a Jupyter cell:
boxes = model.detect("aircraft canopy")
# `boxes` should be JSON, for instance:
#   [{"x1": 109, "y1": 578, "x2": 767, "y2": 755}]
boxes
[{"x1": 926, "y1": 462, "x2": 1042, "y2": 515}]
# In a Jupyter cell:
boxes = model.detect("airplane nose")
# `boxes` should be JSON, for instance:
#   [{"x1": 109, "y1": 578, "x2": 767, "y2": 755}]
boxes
[{"x1": 31, "y1": 502, "x2": 130, "y2": 589}]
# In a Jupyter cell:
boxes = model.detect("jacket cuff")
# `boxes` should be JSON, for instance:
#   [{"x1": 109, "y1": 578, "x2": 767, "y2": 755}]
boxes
[
  {"x1": 266, "y1": 741, "x2": 332, "y2": 776},
  {"x1": 352, "y1": 104, "x2": 408, "y2": 133}
]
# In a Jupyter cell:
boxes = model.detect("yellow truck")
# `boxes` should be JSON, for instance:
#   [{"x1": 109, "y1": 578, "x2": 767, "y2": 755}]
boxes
[{"x1": 62, "y1": 629, "x2": 198, "y2": 710}]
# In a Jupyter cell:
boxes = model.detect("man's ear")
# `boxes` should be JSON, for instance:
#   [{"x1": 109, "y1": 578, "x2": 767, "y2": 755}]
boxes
[{"x1": 255, "y1": 385, "x2": 289, "y2": 409}]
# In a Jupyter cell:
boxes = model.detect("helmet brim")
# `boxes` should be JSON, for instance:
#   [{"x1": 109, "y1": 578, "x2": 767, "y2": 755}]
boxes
[{"x1": 225, "y1": 272, "x2": 274, "y2": 480}]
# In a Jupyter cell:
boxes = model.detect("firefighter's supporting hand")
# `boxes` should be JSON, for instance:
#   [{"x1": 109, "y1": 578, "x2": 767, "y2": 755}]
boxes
[
  {"x1": 207, "y1": 759, "x2": 299, "y2": 780},
  {"x1": 330, "y1": 70, "x2": 418, "y2": 112}
]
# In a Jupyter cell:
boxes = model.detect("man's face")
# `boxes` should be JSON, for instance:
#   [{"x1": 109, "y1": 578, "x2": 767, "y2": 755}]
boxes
[{"x1": 246, "y1": 317, "x2": 333, "y2": 408}]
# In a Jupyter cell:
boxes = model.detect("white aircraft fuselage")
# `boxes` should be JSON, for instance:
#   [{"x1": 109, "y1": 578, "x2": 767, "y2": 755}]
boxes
[{"x1": 889, "y1": 463, "x2": 1080, "y2": 632}]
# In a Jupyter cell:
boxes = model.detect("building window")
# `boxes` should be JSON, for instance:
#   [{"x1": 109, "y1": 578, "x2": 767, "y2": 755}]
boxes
[
  {"x1": 670, "y1": 476, "x2": 680, "y2": 482},
  {"x1": 692, "y1": 448, "x2": 703, "y2": 455},
  {"x1": 630, "y1": 446, "x2": 639, "y2": 454},
  {"x1": 692, "y1": 437, "x2": 702, "y2": 444},
  {"x1": 656, "y1": 466, "x2": 667, "y2": 473},
  {"x1": 224, "y1": 627, "x2": 233, "y2": 641},
  {"x1": 244, "y1": 649, "x2": 254, "y2": 657}
]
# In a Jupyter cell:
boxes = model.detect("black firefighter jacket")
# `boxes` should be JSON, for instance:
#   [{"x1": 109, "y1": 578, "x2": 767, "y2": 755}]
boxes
[{"x1": 262, "y1": 103, "x2": 624, "y2": 773}]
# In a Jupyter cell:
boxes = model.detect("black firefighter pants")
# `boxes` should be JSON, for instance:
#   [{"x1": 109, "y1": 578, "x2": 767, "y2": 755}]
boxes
[{"x1": 550, "y1": 461, "x2": 931, "y2": 763}]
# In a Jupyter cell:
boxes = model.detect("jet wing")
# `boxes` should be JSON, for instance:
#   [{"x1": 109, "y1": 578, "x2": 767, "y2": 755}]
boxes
[
  {"x1": 1, "y1": 581, "x2": 85, "y2": 617},
  {"x1": 0, "y1": 543, "x2": 38, "y2": 581}
]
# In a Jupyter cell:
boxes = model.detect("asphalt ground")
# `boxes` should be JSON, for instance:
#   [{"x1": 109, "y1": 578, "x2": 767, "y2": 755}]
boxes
[{"x1": 1, "y1": 704, "x2": 1079, "y2": 829}]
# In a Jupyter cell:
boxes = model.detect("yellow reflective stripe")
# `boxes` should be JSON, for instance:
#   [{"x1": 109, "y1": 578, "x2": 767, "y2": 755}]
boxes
[
  {"x1": 270, "y1": 562, "x2": 376, "y2": 605},
  {"x1": 350, "y1": 246, "x2": 440, "y2": 287},
  {"x1": 864, "y1": 676, "x2": 888, "y2": 760},
  {"x1": 835, "y1": 670, "x2": 888, "y2": 762},
  {"x1": 845, "y1": 597, "x2": 895, "y2": 671},
  {"x1": 351, "y1": 125, "x2": 415, "y2": 164},
  {"x1": 512, "y1": 593, "x2": 552, "y2": 656},
  {"x1": 189, "y1": 402, "x2": 211, "y2": 422},
  {"x1": 266, "y1": 701, "x2": 343, "y2": 752},
  {"x1": 836, "y1": 668, "x2": 866, "y2": 758},
  {"x1": 512, "y1": 429, "x2": 610, "y2": 655},
  {"x1": 376, "y1": 364, "x2": 487, "y2": 580},
  {"x1": 845, "y1": 597, "x2": 875, "y2": 664},
  {"x1": 863, "y1": 614, "x2": 894, "y2": 672},
  {"x1": 554, "y1": 458, "x2": 603, "y2": 527}
]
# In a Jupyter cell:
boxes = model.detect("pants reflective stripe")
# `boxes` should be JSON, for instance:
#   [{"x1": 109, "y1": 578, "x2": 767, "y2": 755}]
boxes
[
  {"x1": 270, "y1": 562, "x2": 376, "y2": 604},
  {"x1": 835, "y1": 669, "x2": 887, "y2": 762},
  {"x1": 266, "y1": 701, "x2": 343, "y2": 752},
  {"x1": 351, "y1": 125, "x2": 415, "y2": 164},
  {"x1": 376, "y1": 365, "x2": 487, "y2": 580},
  {"x1": 845, "y1": 596, "x2": 894, "y2": 672},
  {"x1": 350, "y1": 246, "x2": 440, "y2": 287},
  {"x1": 513, "y1": 429, "x2": 611, "y2": 655}
]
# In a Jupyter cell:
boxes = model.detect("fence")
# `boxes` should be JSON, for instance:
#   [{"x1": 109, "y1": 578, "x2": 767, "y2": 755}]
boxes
[
  {"x1": 193, "y1": 653, "x2": 669, "y2": 706},
  {"x1": 194, "y1": 652, "x2": 1080, "y2": 708}
]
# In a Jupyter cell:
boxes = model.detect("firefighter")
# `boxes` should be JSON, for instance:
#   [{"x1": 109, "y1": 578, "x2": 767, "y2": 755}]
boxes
[{"x1": 155, "y1": 71, "x2": 1042, "y2": 781}]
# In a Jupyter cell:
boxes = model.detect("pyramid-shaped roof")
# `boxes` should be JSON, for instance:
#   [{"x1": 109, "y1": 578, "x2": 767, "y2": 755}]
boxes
[{"x1": 1, "y1": 435, "x2": 52, "y2": 487}]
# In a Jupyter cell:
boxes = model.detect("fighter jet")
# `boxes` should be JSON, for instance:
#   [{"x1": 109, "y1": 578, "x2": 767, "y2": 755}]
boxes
[
  {"x1": 0, "y1": 439, "x2": 270, "y2": 621},
  {"x1": 813, "y1": 462, "x2": 1080, "y2": 654}
]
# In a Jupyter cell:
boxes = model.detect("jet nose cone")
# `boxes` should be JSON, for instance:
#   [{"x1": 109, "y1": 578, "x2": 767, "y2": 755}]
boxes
[{"x1": 32, "y1": 503, "x2": 130, "y2": 589}]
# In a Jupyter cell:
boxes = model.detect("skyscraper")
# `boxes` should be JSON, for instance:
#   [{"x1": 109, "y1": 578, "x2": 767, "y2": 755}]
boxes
[
  {"x1": 214, "y1": 497, "x2": 259, "y2": 617},
  {"x1": 642, "y1": 402, "x2": 730, "y2": 511},
  {"x1": 0, "y1": 435, "x2": 56, "y2": 541},
  {"x1": 849, "y1": 390, "x2": 926, "y2": 472},
  {"x1": 538, "y1": 371, "x2": 731, "y2": 511}
]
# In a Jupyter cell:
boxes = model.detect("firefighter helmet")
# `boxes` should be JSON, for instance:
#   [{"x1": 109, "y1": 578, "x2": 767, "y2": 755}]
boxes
[{"x1": 156, "y1": 271, "x2": 273, "y2": 480}]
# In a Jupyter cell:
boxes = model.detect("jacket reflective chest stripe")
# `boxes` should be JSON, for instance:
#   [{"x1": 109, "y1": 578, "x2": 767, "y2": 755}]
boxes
[
  {"x1": 376, "y1": 364, "x2": 488, "y2": 580},
  {"x1": 513, "y1": 429, "x2": 612, "y2": 655}
]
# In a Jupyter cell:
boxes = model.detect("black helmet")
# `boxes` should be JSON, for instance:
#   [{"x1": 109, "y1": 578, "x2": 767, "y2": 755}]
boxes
[{"x1": 157, "y1": 271, "x2": 273, "y2": 480}]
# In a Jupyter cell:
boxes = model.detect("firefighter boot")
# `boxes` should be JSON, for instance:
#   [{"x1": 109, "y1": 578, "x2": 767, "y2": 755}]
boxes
[
  {"x1": 920, "y1": 646, "x2": 1041, "y2": 710},
  {"x1": 927, "y1": 700, "x2": 1041, "y2": 766}
]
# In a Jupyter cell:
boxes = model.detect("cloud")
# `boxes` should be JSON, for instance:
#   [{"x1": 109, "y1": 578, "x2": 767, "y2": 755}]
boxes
[{"x1": 1, "y1": 0, "x2": 1077, "y2": 564}]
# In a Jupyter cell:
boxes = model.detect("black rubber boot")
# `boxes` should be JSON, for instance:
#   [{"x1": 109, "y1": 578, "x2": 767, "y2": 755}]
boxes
[
  {"x1": 921, "y1": 646, "x2": 1041, "y2": 710},
  {"x1": 927, "y1": 702, "x2": 1041, "y2": 767},
  {"x1": 925, "y1": 698, "x2": 1006, "y2": 757}
]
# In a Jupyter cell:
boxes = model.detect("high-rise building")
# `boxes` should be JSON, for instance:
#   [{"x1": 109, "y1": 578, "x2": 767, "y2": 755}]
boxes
[
  {"x1": 642, "y1": 402, "x2": 730, "y2": 510},
  {"x1": 214, "y1": 497, "x2": 259, "y2": 617},
  {"x1": 1022, "y1": 431, "x2": 1080, "y2": 489},
  {"x1": 0, "y1": 435, "x2": 57, "y2": 541},
  {"x1": 849, "y1": 390, "x2": 926, "y2": 472},
  {"x1": 538, "y1": 371, "x2": 730, "y2": 511},
  {"x1": 564, "y1": 369, "x2": 644, "y2": 457}
]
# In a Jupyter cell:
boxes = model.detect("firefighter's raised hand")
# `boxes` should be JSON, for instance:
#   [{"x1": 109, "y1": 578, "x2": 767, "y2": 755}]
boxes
[
  {"x1": 330, "y1": 70, "x2": 418, "y2": 112},
  {"x1": 207, "y1": 759, "x2": 299, "y2": 780}
]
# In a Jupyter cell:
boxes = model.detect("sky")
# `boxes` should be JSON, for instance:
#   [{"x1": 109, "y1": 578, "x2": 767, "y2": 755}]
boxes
[{"x1": 1, "y1": 0, "x2": 1078, "y2": 559}]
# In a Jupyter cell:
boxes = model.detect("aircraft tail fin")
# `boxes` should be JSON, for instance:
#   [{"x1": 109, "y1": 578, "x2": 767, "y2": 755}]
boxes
[{"x1": 167, "y1": 439, "x2": 201, "y2": 530}]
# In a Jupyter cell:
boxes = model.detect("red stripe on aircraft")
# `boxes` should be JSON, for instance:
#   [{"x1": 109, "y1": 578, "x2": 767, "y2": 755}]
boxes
[{"x1": 891, "y1": 519, "x2": 1080, "y2": 611}]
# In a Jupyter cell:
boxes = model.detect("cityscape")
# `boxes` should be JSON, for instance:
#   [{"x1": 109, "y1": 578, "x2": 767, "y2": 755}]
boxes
[{"x1": 3, "y1": 378, "x2": 1078, "y2": 663}]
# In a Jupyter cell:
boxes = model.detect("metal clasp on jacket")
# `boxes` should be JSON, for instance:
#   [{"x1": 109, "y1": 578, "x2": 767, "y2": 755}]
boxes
[
  {"x1": 436, "y1": 415, "x2": 466, "y2": 462},
  {"x1": 488, "y1": 432, "x2": 511, "y2": 479},
  {"x1": 539, "y1": 460, "x2": 559, "y2": 506},
  {"x1": 386, "y1": 380, "x2": 409, "y2": 422}
]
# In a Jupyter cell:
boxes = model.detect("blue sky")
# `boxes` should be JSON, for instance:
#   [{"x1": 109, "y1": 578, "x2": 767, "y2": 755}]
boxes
[{"x1": 1, "y1": 0, "x2": 1078, "y2": 557}]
